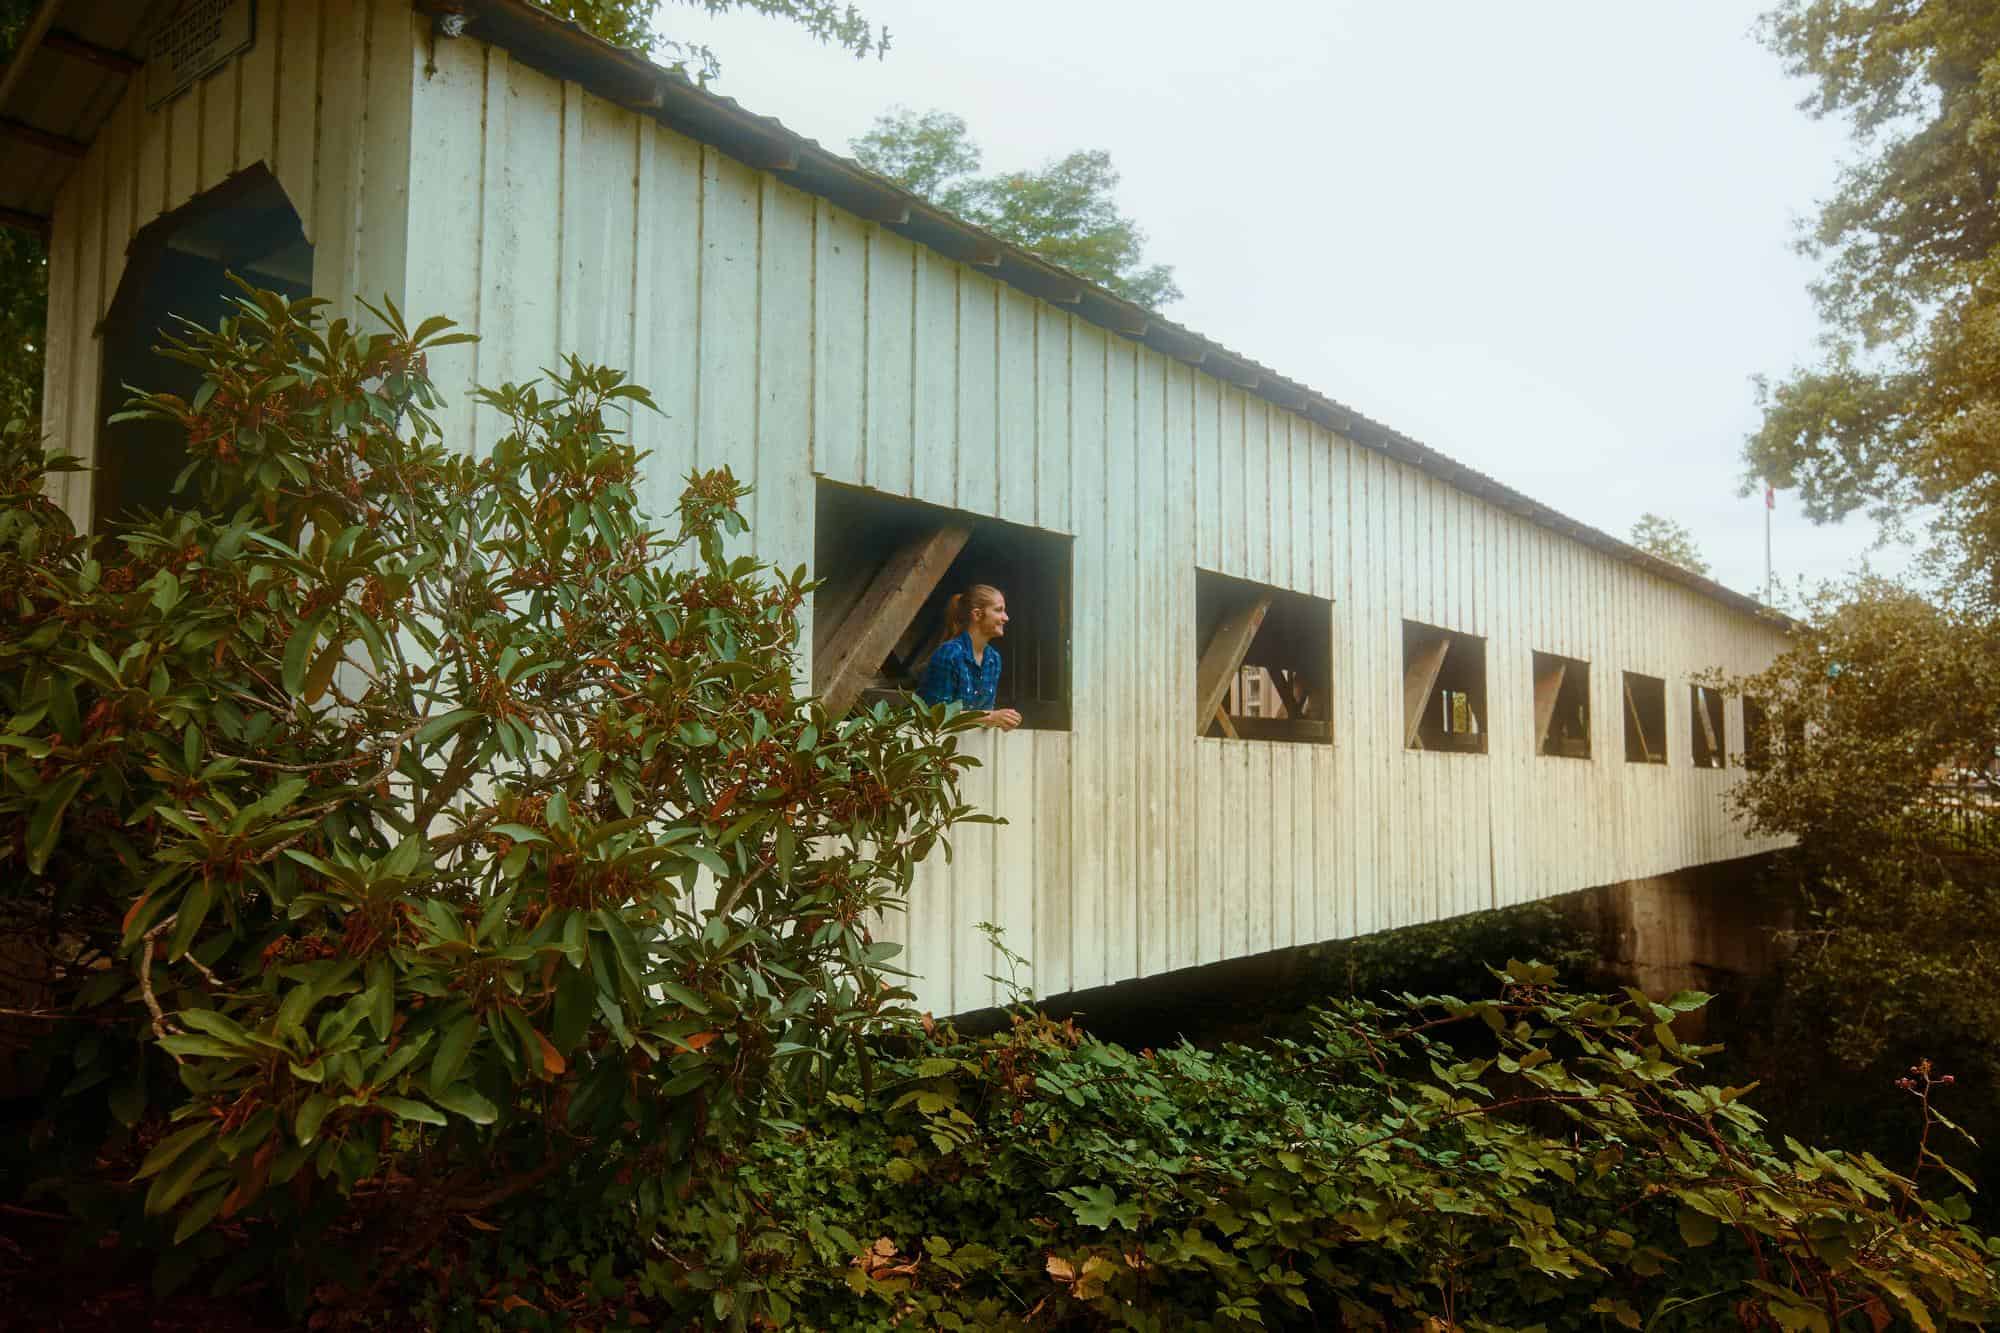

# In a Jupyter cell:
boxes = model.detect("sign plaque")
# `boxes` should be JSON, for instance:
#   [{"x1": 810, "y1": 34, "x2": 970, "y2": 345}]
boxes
[{"x1": 146, "y1": 0, "x2": 255, "y2": 109}]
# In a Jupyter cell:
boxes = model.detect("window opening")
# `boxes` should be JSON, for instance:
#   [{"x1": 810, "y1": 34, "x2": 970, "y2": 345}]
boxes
[
  {"x1": 95, "y1": 165, "x2": 313, "y2": 529},
  {"x1": 1623, "y1": 671, "x2": 1667, "y2": 764},
  {"x1": 1690, "y1": 684, "x2": 1726, "y2": 769},
  {"x1": 811, "y1": 481, "x2": 1072, "y2": 729},
  {"x1": 1742, "y1": 696, "x2": 1770, "y2": 767},
  {"x1": 1195, "y1": 570, "x2": 1333, "y2": 744},
  {"x1": 1403, "y1": 620, "x2": 1487, "y2": 753},
  {"x1": 1532, "y1": 651, "x2": 1591, "y2": 759}
]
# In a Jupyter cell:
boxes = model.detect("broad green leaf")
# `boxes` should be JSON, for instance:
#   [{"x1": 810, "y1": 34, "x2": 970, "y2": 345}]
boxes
[
  {"x1": 430, "y1": 1083, "x2": 499, "y2": 1125},
  {"x1": 429, "y1": 1014, "x2": 479, "y2": 1093}
]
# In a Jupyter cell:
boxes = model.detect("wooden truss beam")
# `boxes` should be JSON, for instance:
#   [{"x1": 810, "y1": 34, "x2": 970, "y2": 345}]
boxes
[
  {"x1": 1693, "y1": 687, "x2": 1720, "y2": 766},
  {"x1": 1269, "y1": 668, "x2": 1308, "y2": 722},
  {"x1": 1194, "y1": 594, "x2": 1271, "y2": 734},
  {"x1": 1, "y1": 116, "x2": 85, "y2": 159},
  {"x1": 1532, "y1": 659, "x2": 1567, "y2": 755},
  {"x1": 1403, "y1": 635, "x2": 1451, "y2": 749},
  {"x1": 0, "y1": 206, "x2": 50, "y2": 239},
  {"x1": 1625, "y1": 679, "x2": 1656, "y2": 763},
  {"x1": 811, "y1": 558, "x2": 880, "y2": 664},
  {"x1": 44, "y1": 29, "x2": 143, "y2": 76},
  {"x1": 816, "y1": 525, "x2": 971, "y2": 717}
]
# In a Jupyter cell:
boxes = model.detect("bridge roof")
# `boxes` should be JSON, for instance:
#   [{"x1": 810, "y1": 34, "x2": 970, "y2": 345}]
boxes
[{"x1": 0, "y1": 0, "x2": 1788, "y2": 627}]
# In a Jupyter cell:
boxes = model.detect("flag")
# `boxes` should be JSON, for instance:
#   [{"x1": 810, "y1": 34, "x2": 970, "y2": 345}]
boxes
[{"x1": 1764, "y1": 483, "x2": 1775, "y2": 510}]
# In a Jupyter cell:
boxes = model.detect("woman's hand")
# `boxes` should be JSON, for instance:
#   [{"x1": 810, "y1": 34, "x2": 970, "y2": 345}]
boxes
[{"x1": 980, "y1": 708, "x2": 1023, "y2": 731}]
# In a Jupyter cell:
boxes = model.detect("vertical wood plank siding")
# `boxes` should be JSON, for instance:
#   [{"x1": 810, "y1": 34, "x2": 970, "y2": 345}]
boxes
[
  {"x1": 41, "y1": 29, "x2": 1793, "y2": 1014},
  {"x1": 40, "y1": 0, "x2": 420, "y2": 524}
]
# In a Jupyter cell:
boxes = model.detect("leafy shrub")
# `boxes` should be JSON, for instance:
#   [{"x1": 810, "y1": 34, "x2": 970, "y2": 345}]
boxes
[
  {"x1": 404, "y1": 965, "x2": 1999, "y2": 1331},
  {"x1": 0, "y1": 287, "x2": 980, "y2": 1309}
]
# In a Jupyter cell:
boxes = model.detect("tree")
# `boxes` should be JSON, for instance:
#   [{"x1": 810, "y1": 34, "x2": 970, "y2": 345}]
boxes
[
  {"x1": 1747, "y1": 2, "x2": 2000, "y2": 604},
  {"x1": 0, "y1": 288, "x2": 980, "y2": 1308},
  {"x1": 546, "y1": 0, "x2": 886, "y2": 79},
  {"x1": 852, "y1": 106, "x2": 1183, "y2": 309},
  {"x1": 1628, "y1": 512, "x2": 1710, "y2": 577},
  {"x1": 1712, "y1": 576, "x2": 2000, "y2": 1212}
]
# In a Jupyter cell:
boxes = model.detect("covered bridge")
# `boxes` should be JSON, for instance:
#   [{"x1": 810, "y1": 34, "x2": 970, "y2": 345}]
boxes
[{"x1": 2, "y1": 0, "x2": 1790, "y2": 1014}]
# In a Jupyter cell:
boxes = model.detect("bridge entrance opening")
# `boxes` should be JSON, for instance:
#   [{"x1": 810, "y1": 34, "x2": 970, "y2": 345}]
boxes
[{"x1": 94, "y1": 165, "x2": 312, "y2": 530}]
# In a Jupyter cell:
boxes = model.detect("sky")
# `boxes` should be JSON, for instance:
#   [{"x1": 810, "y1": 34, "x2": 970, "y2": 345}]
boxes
[{"x1": 658, "y1": 0, "x2": 1909, "y2": 602}]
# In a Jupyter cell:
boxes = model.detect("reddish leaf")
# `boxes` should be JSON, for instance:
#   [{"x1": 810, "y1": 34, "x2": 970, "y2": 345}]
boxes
[{"x1": 536, "y1": 1031, "x2": 566, "y2": 1075}]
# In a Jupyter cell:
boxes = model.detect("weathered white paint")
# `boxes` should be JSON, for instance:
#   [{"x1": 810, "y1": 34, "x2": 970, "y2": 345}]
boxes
[{"x1": 38, "y1": 20, "x2": 1793, "y2": 1016}]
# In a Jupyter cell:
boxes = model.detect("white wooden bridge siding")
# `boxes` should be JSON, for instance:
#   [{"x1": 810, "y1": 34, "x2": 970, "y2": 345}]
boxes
[
  {"x1": 40, "y1": 17, "x2": 1791, "y2": 1016},
  {"x1": 38, "y1": 0, "x2": 418, "y2": 523}
]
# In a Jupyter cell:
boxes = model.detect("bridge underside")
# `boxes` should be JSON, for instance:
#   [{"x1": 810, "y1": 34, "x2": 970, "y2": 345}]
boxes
[{"x1": 962, "y1": 853, "x2": 1795, "y2": 1041}]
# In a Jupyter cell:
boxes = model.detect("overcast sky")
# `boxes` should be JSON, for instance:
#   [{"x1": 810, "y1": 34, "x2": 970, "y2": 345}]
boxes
[{"x1": 659, "y1": 1, "x2": 1906, "y2": 602}]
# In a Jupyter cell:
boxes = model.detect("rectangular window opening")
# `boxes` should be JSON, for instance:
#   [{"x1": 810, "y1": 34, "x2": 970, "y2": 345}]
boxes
[
  {"x1": 1742, "y1": 696, "x2": 1770, "y2": 767},
  {"x1": 810, "y1": 481, "x2": 1072, "y2": 729},
  {"x1": 1195, "y1": 570, "x2": 1333, "y2": 744},
  {"x1": 1403, "y1": 620, "x2": 1487, "y2": 754},
  {"x1": 1532, "y1": 651, "x2": 1591, "y2": 759},
  {"x1": 1622, "y1": 671, "x2": 1667, "y2": 764},
  {"x1": 1690, "y1": 684, "x2": 1726, "y2": 769}
]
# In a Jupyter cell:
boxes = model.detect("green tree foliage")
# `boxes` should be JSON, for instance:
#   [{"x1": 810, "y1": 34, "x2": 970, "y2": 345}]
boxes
[
  {"x1": 0, "y1": 288, "x2": 981, "y2": 1309},
  {"x1": 852, "y1": 107, "x2": 1183, "y2": 309},
  {"x1": 406, "y1": 965, "x2": 2000, "y2": 1330},
  {"x1": 1715, "y1": 580, "x2": 2000, "y2": 1171},
  {"x1": 545, "y1": 0, "x2": 887, "y2": 80},
  {"x1": 1748, "y1": 1, "x2": 2000, "y2": 601},
  {"x1": 1628, "y1": 512, "x2": 1711, "y2": 577}
]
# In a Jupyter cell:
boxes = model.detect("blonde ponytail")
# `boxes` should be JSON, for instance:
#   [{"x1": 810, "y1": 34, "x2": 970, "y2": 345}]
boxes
[{"x1": 944, "y1": 584, "x2": 1001, "y2": 637}]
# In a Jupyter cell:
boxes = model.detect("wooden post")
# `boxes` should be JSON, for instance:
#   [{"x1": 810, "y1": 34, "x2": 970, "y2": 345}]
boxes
[
  {"x1": 1194, "y1": 594, "x2": 1272, "y2": 733},
  {"x1": 816, "y1": 525, "x2": 972, "y2": 716},
  {"x1": 1212, "y1": 706, "x2": 1238, "y2": 739},
  {"x1": 1403, "y1": 635, "x2": 1451, "y2": 748},
  {"x1": 1532, "y1": 659, "x2": 1567, "y2": 755}
]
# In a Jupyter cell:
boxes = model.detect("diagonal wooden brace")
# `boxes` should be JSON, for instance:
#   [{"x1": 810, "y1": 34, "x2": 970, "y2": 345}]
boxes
[
  {"x1": 1195, "y1": 594, "x2": 1271, "y2": 734},
  {"x1": 1533, "y1": 660, "x2": 1567, "y2": 754},
  {"x1": 1625, "y1": 679, "x2": 1655, "y2": 762},
  {"x1": 1403, "y1": 635, "x2": 1451, "y2": 748},
  {"x1": 816, "y1": 525, "x2": 971, "y2": 717}
]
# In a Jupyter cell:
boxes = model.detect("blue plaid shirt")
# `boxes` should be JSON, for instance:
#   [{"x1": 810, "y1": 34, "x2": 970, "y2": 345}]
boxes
[{"x1": 917, "y1": 632, "x2": 1002, "y2": 710}]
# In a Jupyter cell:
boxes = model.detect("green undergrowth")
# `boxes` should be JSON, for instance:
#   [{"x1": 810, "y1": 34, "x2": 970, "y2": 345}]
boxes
[{"x1": 396, "y1": 963, "x2": 1998, "y2": 1332}]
